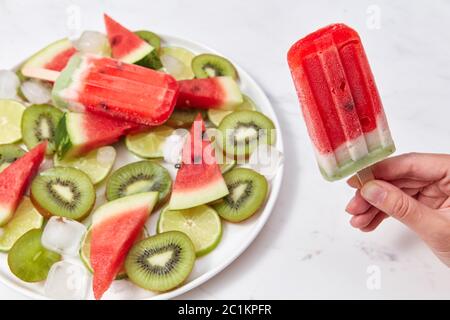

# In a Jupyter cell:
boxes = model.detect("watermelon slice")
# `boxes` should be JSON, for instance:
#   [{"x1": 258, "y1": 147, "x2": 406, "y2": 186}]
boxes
[
  {"x1": 0, "y1": 142, "x2": 46, "y2": 226},
  {"x1": 20, "y1": 39, "x2": 77, "y2": 74},
  {"x1": 104, "y1": 14, "x2": 153, "y2": 64},
  {"x1": 90, "y1": 192, "x2": 159, "y2": 300},
  {"x1": 176, "y1": 76, "x2": 243, "y2": 110},
  {"x1": 169, "y1": 115, "x2": 229, "y2": 210},
  {"x1": 55, "y1": 112, "x2": 141, "y2": 159},
  {"x1": 52, "y1": 53, "x2": 179, "y2": 127}
]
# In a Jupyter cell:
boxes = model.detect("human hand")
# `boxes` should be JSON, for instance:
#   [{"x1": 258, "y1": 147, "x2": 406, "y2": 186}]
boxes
[{"x1": 345, "y1": 153, "x2": 450, "y2": 267}]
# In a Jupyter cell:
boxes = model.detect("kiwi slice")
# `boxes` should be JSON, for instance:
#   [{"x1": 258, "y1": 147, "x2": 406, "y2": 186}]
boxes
[
  {"x1": 0, "y1": 144, "x2": 25, "y2": 172},
  {"x1": 21, "y1": 104, "x2": 63, "y2": 155},
  {"x1": 30, "y1": 167, "x2": 96, "y2": 221},
  {"x1": 125, "y1": 231, "x2": 196, "y2": 292},
  {"x1": 135, "y1": 30, "x2": 161, "y2": 52},
  {"x1": 166, "y1": 109, "x2": 204, "y2": 128},
  {"x1": 8, "y1": 229, "x2": 61, "y2": 282},
  {"x1": 135, "y1": 30, "x2": 163, "y2": 70},
  {"x1": 106, "y1": 161, "x2": 172, "y2": 204},
  {"x1": 192, "y1": 53, "x2": 238, "y2": 80},
  {"x1": 218, "y1": 110, "x2": 276, "y2": 158},
  {"x1": 213, "y1": 168, "x2": 268, "y2": 222}
]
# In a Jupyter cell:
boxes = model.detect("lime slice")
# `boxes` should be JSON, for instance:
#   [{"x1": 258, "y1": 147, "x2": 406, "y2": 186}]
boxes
[
  {"x1": 160, "y1": 47, "x2": 195, "y2": 80},
  {"x1": 53, "y1": 146, "x2": 116, "y2": 185},
  {"x1": 125, "y1": 125, "x2": 174, "y2": 158},
  {"x1": 0, "y1": 100, "x2": 26, "y2": 144},
  {"x1": 157, "y1": 205, "x2": 222, "y2": 257},
  {"x1": 207, "y1": 95, "x2": 257, "y2": 126},
  {"x1": 80, "y1": 226, "x2": 148, "y2": 279},
  {"x1": 0, "y1": 197, "x2": 43, "y2": 252}
]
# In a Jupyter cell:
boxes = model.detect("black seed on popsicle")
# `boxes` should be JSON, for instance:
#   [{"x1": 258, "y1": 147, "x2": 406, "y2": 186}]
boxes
[
  {"x1": 343, "y1": 102, "x2": 354, "y2": 111},
  {"x1": 99, "y1": 102, "x2": 109, "y2": 111}
]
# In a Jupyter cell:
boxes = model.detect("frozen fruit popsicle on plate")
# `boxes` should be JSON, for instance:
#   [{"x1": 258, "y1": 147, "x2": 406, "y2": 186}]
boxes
[
  {"x1": 287, "y1": 23, "x2": 395, "y2": 182},
  {"x1": 22, "y1": 53, "x2": 179, "y2": 126}
]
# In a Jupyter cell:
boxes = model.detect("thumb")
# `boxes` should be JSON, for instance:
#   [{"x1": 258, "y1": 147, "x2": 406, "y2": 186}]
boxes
[{"x1": 360, "y1": 180, "x2": 433, "y2": 235}]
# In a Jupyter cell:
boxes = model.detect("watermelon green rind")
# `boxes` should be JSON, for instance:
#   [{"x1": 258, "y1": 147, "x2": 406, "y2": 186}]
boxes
[
  {"x1": 216, "y1": 77, "x2": 243, "y2": 109},
  {"x1": 20, "y1": 38, "x2": 75, "y2": 74},
  {"x1": 54, "y1": 113, "x2": 76, "y2": 159},
  {"x1": 120, "y1": 41, "x2": 154, "y2": 64},
  {"x1": 52, "y1": 54, "x2": 82, "y2": 109},
  {"x1": 92, "y1": 192, "x2": 158, "y2": 226},
  {"x1": 169, "y1": 173, "x2": 229, "y2": 210}
]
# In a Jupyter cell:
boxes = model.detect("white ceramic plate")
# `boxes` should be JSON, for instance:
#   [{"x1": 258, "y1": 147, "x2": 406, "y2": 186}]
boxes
[{"x1": 0, "y1": 34, "x2": 284, "y2": 300}]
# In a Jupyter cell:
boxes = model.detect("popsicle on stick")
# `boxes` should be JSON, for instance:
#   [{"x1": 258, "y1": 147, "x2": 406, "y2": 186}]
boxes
[
  {"x1": 22, "y1": 54, "x2": 179, "y2": 126},
  {"x1": 287, "y1": 23, "x2": 395, "y2": 182}
]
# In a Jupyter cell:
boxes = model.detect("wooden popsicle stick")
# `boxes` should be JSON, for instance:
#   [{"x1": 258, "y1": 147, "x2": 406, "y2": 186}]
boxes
[
  {"x1": 21, "y1": 67, "x2": 60, "y2": 82},
  {"x1": 356, "y1": 166, "x2": 375, "y2": 189}
]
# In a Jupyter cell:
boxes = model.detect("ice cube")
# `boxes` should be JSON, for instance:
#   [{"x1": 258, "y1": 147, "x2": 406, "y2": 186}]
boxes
[
  {"x1": 246, "y1": 144, "x2": 284, "y2": 179},
  {"x1": 20, "y1": 80, "x2": 51, "y2": 104},
  {"x1": 41, "y1": 217, "x2": 87, "y2": 256},
  {"x1": 160, "y1": 55, "x2": 185, "y2": 78},
  {"x1": 73, "y1": 31, "x2": 111, "y2": 56},
  {"x1": 45, "y1": 260, "x2": 91, "y2": 300},
  {"x1": 0, "y1": 70, "x2": 20, "y2": 100},
  {"x1": 162, "y1": 129, "x2": 188, "y2": 164}
]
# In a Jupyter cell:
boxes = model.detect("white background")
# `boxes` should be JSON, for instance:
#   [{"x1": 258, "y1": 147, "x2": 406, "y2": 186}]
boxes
[{"x1": 0, "y1": 0, "x2": 449, "y2": 299}]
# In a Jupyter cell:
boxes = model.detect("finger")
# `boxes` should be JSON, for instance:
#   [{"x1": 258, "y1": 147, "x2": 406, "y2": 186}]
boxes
[
  {"x1": 350, "y1": 206, "x2": 380, "y2": 228},
  {"x1": 371, "y1": 153, "x2": 449, "y2": 182},
  {"x1": 402, "y1": 187, "x2": 420, "y2": 197},
  {"x1": 346, "y1": 187, "x2": 419, "y2": 216},
  {"x1": 390, "y1": 178, "x2": 431, "y2": 190},
  {"x1": 347, "y1": 175, "x2": 360, "y2": 189},
  {"x1": 360, "y1": 180, "x2": 437, "y2": 235},
  {"x1": 346, "y1": 190, "x2": 372, "y2": 215},
  {"x1": 417, "y1": 193, "x2": 447, "y2": 209},
  {"x1": 360, "y1": 212, "x2": 389, "y2": 232}
]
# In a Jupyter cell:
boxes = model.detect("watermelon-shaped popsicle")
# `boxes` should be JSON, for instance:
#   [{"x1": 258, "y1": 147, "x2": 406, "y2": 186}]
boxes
[
  {"x1": 287, "y1": 24, "x2": 395, "y2": 181},
  {"x1": 0, "y1": 142, "x2": 46, "y2": 226},
  {"x1": 55, "y1": 112, "x2": 140, "y2": 159},
  {"x1": 50, "y1": 53, "x2": 179, "y2": 126},
  {"x1": 90, "y1": 192, "x2": 158, "y2": 300}
]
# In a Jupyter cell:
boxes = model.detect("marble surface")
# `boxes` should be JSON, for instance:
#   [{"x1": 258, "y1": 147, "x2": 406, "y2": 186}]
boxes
[{"x1": 0, "y1": 0, "x2": 449, "y2": 299}]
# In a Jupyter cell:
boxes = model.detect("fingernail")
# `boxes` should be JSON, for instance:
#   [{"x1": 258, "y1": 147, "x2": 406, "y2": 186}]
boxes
[{"x1": 361, "y1": 182, "x2": 386, "y2": 205}]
